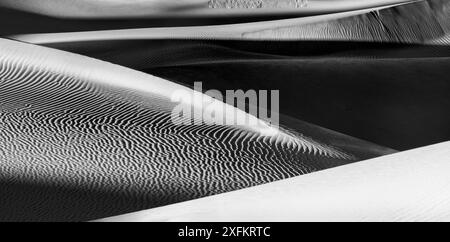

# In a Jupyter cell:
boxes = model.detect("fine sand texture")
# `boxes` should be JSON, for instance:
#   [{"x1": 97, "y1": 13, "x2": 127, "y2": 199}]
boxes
[
  {"x1": 0, "y1": 0, "x2": 413, "y2": 18},
  {"x1": 0, "y1": 0, "x2": 418, "y2": 36},
  {"x1": 0, "y1": 38, "x2": 393, "y2": 222},
  {"x1": 99, "y1": 142, "x2": 450, "y2": 222},
  {"x1": 1, "y1": 0, "x2": 449, "y2": 223},
  {"x1": 11, "y1": 0, "x2": 448, "y2": 46},
  {"x1": 42, "y1": 39, "x2": 450, "y2": 151}
]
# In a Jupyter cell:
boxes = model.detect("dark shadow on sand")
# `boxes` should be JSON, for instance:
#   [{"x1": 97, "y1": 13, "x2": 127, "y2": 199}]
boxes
[
  {"x1": 0, "y1": 179, "x2": 157, "y2": 222},
  {"x1": 0, "y1": 6, "x2": 339, "y2": 36},
  {"x1": 44, "y1": 39, "x2": 450, "y2": 151}
]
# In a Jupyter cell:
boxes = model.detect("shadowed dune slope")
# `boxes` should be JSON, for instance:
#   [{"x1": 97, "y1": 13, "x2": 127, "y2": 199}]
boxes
[
  {"x1": 0, "y1": 7, "x2": 288, "y2": 36},
  {"x1": 0, "y1": 39, "x2": 393, "y2": 221},
  {"x1": 11, "y1": 0, "x2": 449, "y2": 46},
  {"x1": 148, "y1": 57, "x2": 450, "y2": 151},
  {"x1": 42, "y1": 39, "x2": 450, "y2": 151},
  {"x1": 99, "y1": 142, "x2": 450, "y2": 222},
  {"x1": 44, "y1": 40, "x2": 450, "y2": 67}
]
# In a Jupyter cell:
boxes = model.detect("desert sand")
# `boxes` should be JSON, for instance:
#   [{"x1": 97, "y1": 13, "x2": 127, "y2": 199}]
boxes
[
  {"x1": 0, "y1": 38, "x2": 393, "y2": 221},
  {"x1": 0, "y1": 0, "x2": 448, "y2": 222},
  {"x1": 9, "y1": 3, "x2": 408, "y2": 43},
  {"x1": 99, "y1": 142, "x2": 450, "y2": 222},
  {"x1": 10, "y1": 0, "x2": 448, "y2": 46},
  {"x1": 39, "y1": 38, "x2": 450, "y2": 151},
  {"x1": 0, "y1": 0, "x2": 414, "y2": 18}
]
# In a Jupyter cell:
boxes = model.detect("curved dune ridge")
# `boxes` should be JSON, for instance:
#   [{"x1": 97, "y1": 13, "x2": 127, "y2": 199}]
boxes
[
  {"x1": 11, "y1": 0, "x2": 450, "y2": 46},
  {"x1": 0, "y1": 0, "x2": 414, "y2": 18},
  {"x1": 41, "y1": 38, "x2": 450, "y2": 151},
  {"x1": 0, "y1": 39, "x2": 392, "y2": 221},
  {"x1": 99, "y1": 142, "x2": 450, "y2": 222}
]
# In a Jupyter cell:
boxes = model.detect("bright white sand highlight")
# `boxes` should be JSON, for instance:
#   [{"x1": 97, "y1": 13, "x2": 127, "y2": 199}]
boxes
[
  {"x1": 0, "y1": 38, "x2": 277, "y2": 136},
  {"x1": 0, "y1": 0, "x2": 415, "y2": 18},
  {"x1": 11, "y1": 2, "x2": 414, "y2": 44},
  {"x1": 0, "y1": 38, "x2": 396, "y2": 221},
  {"x1": 99, "y1": 142, "x2": 450, "y2": 222}
]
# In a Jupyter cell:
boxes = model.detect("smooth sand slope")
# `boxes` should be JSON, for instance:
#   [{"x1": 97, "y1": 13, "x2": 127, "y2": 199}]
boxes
[
  {"x1": 99, "y1": 142, "x2": 450, "y2": 222},
  {"x1": 11, "y1": 0, "x2": 449, "y2": 46},
  {"x1": 0, "y1": 0, "x2": 418, "y2": 36},
  {"x1": 0, "y1": 0, "x2": 414, "y2": 18},
  {"x1": 44, "y1": 38, "x2": 450, "y2": 151},
  {"x1": 0, "y1": 38, "x2": 393, "y2": 221}
]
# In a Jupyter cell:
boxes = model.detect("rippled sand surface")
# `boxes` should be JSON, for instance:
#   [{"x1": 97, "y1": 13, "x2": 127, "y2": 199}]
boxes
[
  {"x1": 12, "y1": 0, "x2": 449, "y2": 46},
  {"x1": 0, "y1": 0, "x2": 448, "y2": 222},
  {"x1": 99, "y1": 142, "x2": 450, "y2": 222},
  {"x1": 0, "y1": 39, "x2": 393, "y2": 221},
  {"x1": 245, "y1": 0, "x2": 450, "y2": 44},
  {"x1": 0, "y1": 0, "x2": 411, "y2": 18}
]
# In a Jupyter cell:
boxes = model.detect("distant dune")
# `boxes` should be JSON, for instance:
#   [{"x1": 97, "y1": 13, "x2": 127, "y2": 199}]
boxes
[
  {"x1": 11, "y1": 0, "x2": 448, "y2": 46},
  {"x1": 244, "y1": 0, "x2": 449, "y2": 44},
  {"x1": 0, "y1": 0, "x2": 420, "y2": 36},
  {"x1": 99, "y1": 142, "x2": 450, "y2": 222},
  {"x1": 0, "y1": 39, "x2": 393, "y2": 221},
  {"x1": 0, "y1": 0, "x2": 413, "y2": 18},
  {"x1": 40, "y1": 39, "x2": 450, "y2": 151},
  {"x1": 1, "y1": 0, "x2": 449, "y2": 223}
]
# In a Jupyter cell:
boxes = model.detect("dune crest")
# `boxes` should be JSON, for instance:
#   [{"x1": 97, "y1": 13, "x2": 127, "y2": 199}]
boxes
[
  {"x1": 0, "y1": 0, "x2": 414, "y2": 18},
  {"x1": 12, "y1": 0, "x2": 449, "y2": 46},
  {"x1": 0, "y1": 38, "x2": 392, "y2": 221}
]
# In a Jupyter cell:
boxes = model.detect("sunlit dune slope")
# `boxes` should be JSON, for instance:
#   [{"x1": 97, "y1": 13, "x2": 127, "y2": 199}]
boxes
[
  {"x1": 0, "y1": 39, "x2": 393, "y2": 221},
  {"x1": 99, "y1": 142, "x2": 450, "y2": 222}
]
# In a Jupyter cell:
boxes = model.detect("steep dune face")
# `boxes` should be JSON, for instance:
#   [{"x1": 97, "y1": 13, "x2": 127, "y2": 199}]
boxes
[
  {"x1": 99, "y1": 142, "x2": 450, "y2": 222},
  {"x1": 0, "y1": 39, "x2": 392, "y2": 221}
]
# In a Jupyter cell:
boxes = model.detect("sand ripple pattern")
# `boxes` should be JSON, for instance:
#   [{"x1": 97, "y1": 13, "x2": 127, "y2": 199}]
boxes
[
  {"x1": 430, "y1": 34, "x2": 450, "y2": 45},
  {"x1": 0, "y1": 39, "x2": 362, "y2": 221},
  {"x1": 244, "y1": 0, "x2": 450, "y2": 44}
]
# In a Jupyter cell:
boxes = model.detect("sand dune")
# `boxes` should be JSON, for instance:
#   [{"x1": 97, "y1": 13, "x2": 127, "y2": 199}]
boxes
[
  {"x1": 147, "y1": 56, "x2": 450, "y2": 151},
  {"x1": 11, "y1": 0, "x2": 449, "y2": 46},
  {"x1": 431, "y1": 34, "x2": 450, "y2": 45},
  {"x1": 0, "y1": 38, "x2": 393, "y2": 221},
  {"x1": 41, "y1": 38, "x2": 450, "y2": 151},
  {"x1": 99, "y1": 142, "x2": 450, "y2": 222},
  {"x1": 0, "y1": 0, "x2": 419, "y2": 36},
  {"x1": 0, "y1": 0, "x2": 414, "y2": 18},
  {"x1": 245, "y1": 0, "x2": 449, "y2": 44},
  {"x1": 45, "y1": 39, "x2": 450, "y2": 67},
  {"x1": 1, "y1": 0, "x2": 448, "y2": 223}
]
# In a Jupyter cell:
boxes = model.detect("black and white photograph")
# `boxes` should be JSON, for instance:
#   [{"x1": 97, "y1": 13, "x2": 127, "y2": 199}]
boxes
[{"x1": 0, "y1": 0, "x2": 449, "y2": 228}]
